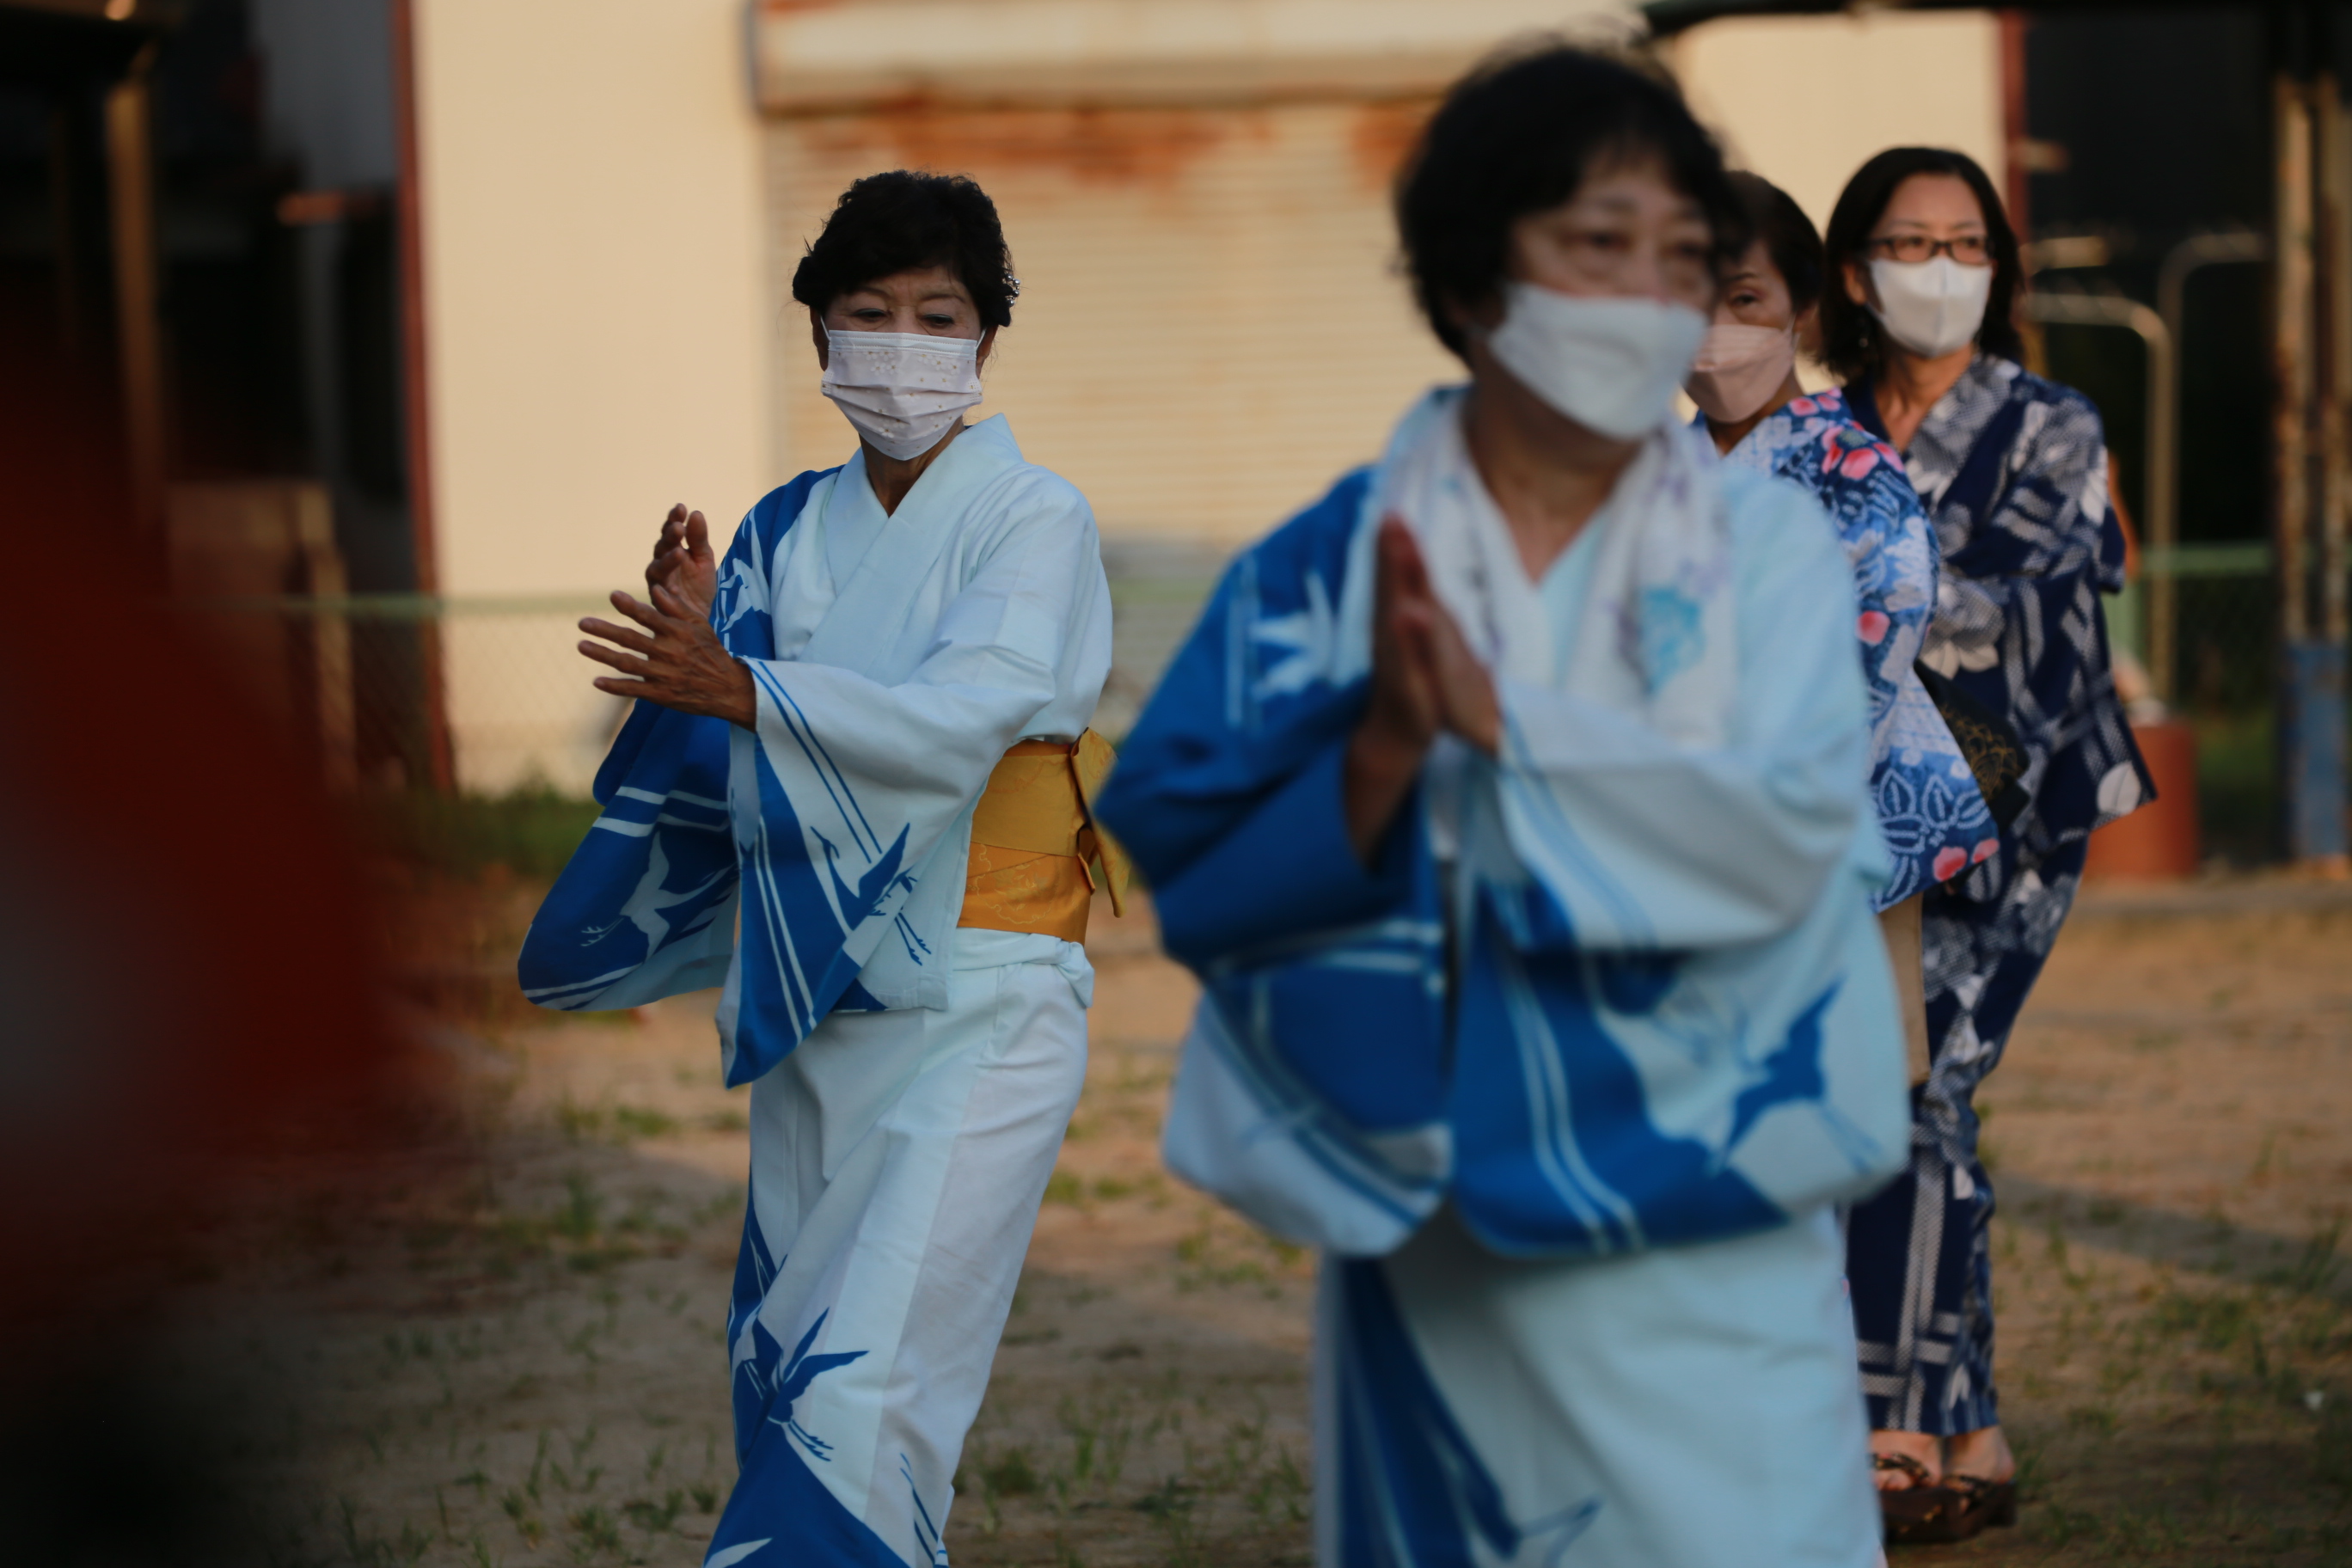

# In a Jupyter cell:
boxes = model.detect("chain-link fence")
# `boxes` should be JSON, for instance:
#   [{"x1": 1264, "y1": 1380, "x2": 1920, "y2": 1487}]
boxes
[
  {"x1": 188, "y1": 538, "x2": 2329, "y2": 867},
  {"x1": 185, "y1": 536, "x2": 1235, "y2": 805},
  {"x1": 2111, "y1": 544, "x2": 2300, "y2": 864},
  {"x1": 181, "y1": 593, "x2": 626, "y2": 797}
]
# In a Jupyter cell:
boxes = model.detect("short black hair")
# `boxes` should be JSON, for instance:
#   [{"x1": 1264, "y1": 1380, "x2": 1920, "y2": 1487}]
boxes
[
  {"x1": 1819, "y1": 147, "x2": 2023, "y2": 381},
  {"x1": 791, "y1": 170, "x2": 1018, "y2": 329},
  {"x1": 1729, "y1": 170, "x2": 1824, "y2": 314},
  {"x1": 1394, "y1": 42, "x2": 1748, "y2": 360}
]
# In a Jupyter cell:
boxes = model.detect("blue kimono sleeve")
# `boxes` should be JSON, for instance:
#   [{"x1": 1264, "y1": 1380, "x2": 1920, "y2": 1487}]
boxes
[
  {"x1": 516, "y1": 701, "x2": 740, "y2": 1010},
  {"x1": 1150, "y1": 727, "x2": 1418, "y2": 971},
  {"x1": 517, "y1": 469, "x2": 831, "y2": 1014},
  {"x1": 1098, "y1": 469, "x2": 1448, "y2": 1148}
]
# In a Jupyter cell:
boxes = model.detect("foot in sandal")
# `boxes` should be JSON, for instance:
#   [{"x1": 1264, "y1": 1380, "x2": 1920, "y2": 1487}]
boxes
[
  {"x1": 1870, "y1": 1429, "x2": 1942, "y2": 1491},
  {"x1": 1877, "y1": 1425, "x2": 2019, "y2": 1544},
  {"x1": 1943, "y1": 1423, "x2": 2017, "y2": 1486}
]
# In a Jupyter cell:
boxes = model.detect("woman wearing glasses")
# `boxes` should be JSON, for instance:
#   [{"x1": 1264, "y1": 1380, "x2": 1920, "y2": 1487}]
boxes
[{"x1": 1822, "y1": 148, "x2": 2149, "y2": 1542}]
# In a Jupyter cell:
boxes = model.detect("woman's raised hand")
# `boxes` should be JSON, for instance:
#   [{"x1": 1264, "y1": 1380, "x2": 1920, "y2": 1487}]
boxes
[
  {"x1": 646, "y1": 504, "x2": 720, "y2": 622},
  {"x1": 579, "y1": 581, "x2": 756, "y2": 729},
  {"x1": 1376, "y1": 519, "x2": 1502, "y2": 755},
  {"x1": 1344, "y1": 518, "x2": 1502, "y2": 862},
  {"x1": 1364, "y1": 518, "x2": 1444, "y2": 754}
]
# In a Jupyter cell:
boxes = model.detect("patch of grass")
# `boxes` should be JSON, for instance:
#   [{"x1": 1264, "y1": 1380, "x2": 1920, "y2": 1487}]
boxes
[
  {"x1": 555, "y1": 1174, "x2": 603, "y2": 1244},
  {"x1": 2318, "y1": 1400, "x2": 2352, "y2": 1498},
  {"x1": 2191, "y1": 706, "x2": 2275, "y2": 866},
  {"x1": 555, "y1": 1099, "x2": 608, "y2": 1144},
  {"x1": 2153, "y1": 1288, "x2": 2259, "y2": 1353},
  {"x1": 1246, "y1": 1445, "x2": 1309, "y2": 1526},
  {"x1": 622, "y1": 1490, "x2": 686, "y2": 1531},
  {"x1": 499, "y1": 1487, "x2": 544, "y2": 1547},
  {"x1": 1061, "y1": 1393, "x2": 1135, "y2": 1485},
  {"x1": 2067, "y1": 1402, "x2": 2120, "y2": 1436},
  {"x1": 611, "y1": 1106, "x2": 678, "y2": 1140},
  {"x1": 334, "y1": 1497, "x2": 432, "y2": 1567},
  {"x1": 979, "y1": 1445, "x2": 1042, "y2": 1497},
  {"x1": 365, "y1": 786, "x2": 602, "y2": 879},
  {"x1": 566, "y1": 1504, "x2": 622, "y2": 1559},
  {"x1": 2033, "y1": 1502, "x2": 2106, "y2": 1548},
  {"x1": 2263, "y1": 1216, "x2": 2345, "y2": 1296}
]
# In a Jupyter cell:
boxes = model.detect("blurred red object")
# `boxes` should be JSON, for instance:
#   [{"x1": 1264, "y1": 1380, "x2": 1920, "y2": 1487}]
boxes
[
  {"x1": 2084, "y1": 720, "x2": 2202, "y2": 880},
  {"x1": 0, "y1": 340, "x2": 404, "y2": 1343}
]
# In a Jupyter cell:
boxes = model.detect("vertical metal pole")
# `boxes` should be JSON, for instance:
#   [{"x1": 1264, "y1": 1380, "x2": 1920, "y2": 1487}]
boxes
[
  {"x1": 2156, "y1": 231, "x2": 2273, "y2": 705},
  {"x1": 104, "y1": 42, "x2": 165, "y2": 557},
  {"x1": 2325, "y1": 81, "x2": 2352, "y2": 654},
  {"x1": 2277, "y1": 5, "x2": 2350, "y2": 872},
  {"x1": 2276, "y1": 72, "x2": 2313, "y2": 654},
  {"x1": 2310, "y1": 70, "x2": 2352, "y2": 867},
  {"x1": 1999, "y1": 10, "x2": 2032, "y2": 242},
  {"x1": 2144, "y1": 298, "x2": 2180, "y2": 707},
  {"x1": 391, "y1": 0, "x2": 456, "y2": 793}
]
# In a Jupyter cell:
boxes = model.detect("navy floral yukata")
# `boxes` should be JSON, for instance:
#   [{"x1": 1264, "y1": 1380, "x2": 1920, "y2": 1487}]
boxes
[
  {"x1": 1844, "y1": 355, "x2": 2152, "y2": 1436},
  {"x1": 1713, "y1": 387, "x2": 1994, "y2": 910}
]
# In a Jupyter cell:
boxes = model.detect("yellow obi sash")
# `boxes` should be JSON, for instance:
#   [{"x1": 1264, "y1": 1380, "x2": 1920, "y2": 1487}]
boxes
[{"x1": 959, "y1": 729, "x2": 1131, "y2": 944}]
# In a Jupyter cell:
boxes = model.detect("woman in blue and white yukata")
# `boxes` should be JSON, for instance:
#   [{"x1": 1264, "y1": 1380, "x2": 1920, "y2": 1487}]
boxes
[
  {"x1": 1687, "y1": 170, "x2": 1994, "y2": 1152},
  {"x1": 1095, "y1": 49, "x2": 1911, "y2": 1566},
  {"x1": 1817, "y1": 148, "x2": 2149, "y2": 1532},
  {"x1": 523, "y1": 172, "x2": 1121, "y2": 1568}
]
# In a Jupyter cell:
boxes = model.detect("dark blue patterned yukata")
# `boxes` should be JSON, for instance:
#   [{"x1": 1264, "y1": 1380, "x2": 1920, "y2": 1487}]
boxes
[{"x1": 1845, "y1": 356, "x2": 2152, "y2": 1436}]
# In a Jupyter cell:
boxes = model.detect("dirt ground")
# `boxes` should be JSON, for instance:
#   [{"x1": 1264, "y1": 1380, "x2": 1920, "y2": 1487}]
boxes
[{"x1": 168, "y1": 876, "x2": 2351, "y2": 1566}]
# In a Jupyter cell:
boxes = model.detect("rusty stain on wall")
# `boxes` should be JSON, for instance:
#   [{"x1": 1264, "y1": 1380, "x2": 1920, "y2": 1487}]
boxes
[
  {"x1": 799, "y1": 104, "x2": 1256, "y2": 191},
  {"x1": 1349, "y1": 97, "x2": 1437, "y2": 191},
  {"x1": 764, "y1": 101, "x2": 1460, "y2": 543}
]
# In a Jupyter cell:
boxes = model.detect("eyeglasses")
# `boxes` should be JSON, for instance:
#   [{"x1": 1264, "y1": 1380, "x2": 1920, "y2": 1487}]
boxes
[{"x1": 1865, "y1": 234, "x2": 1992, "y2": 266}]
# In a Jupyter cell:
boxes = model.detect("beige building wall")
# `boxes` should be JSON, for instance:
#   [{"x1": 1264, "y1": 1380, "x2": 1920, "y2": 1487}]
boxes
[
  {"x1": 1669, "y1": 10, "x2": 2008, "y2": 234},
  {"x1": 409, "y1": 0, "x2": 775, "y2": 788},
  {"x1": 756, "y1": 0, "x2": 1632, "y2": 550},
  {"x1": 751, "y1": 0, "x2": 1629, "y2": 734},
  {"x1": 413, "y1": 2, "x2": 1983, "y2": 784},
  {"x1": 764, "y1": 101, "x2": 1460, "y2": 546}
]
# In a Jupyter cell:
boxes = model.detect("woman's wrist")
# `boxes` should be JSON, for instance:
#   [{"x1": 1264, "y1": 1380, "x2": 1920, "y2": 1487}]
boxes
[
  {"x1": 1343, "y1": 717, "x2": 1425, "y2": 865},
  {"x1": 724, "y1": 658, "x2": 758, "y2": 730}
]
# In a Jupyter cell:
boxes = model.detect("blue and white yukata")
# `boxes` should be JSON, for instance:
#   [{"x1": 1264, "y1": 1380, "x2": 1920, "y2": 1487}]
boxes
[
  {"x1": 1843, "y1": 357, "x2": 2151, "y2": 1436},
  {"x1": 1095, "y1": 387, "x2": 1914, "y2": 1566},
  {"x1": 1711, "y1": 387, "x2": 1992, "y2": 908},
  {"x1": 519, "y1": 416, "x2": 1113, "y2": 1568}
]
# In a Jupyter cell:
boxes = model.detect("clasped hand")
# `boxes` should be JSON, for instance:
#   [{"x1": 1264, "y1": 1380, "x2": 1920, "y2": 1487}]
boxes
[
  {"x1": 577, "y1": 503, "x2": 757, "y2": 729},
  {"x1": 1343, "y1": 516, "x2": 1501, "y2": 861}
]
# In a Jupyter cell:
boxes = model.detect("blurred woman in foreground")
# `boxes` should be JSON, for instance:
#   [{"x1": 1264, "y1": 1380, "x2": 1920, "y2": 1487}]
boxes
[
  {"x1": 1824, "y1": 146, "x2": 2149, "y2": 1543},
  {"x1": 1099, "y1": 46, "x2": 1908, "y2": 1565}
]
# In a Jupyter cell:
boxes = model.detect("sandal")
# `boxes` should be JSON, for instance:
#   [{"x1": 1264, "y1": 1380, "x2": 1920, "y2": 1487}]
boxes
[
  {"x1": 1945, "y1": 1473, "x2": 2018, "y2": 1532},
  {"x1": 1875, "y1": 1453, "x2": 1957, "y2": 1542},
  {"x1": 1877, "y1": 1456, "x2": 2017, "y2": 1545}
]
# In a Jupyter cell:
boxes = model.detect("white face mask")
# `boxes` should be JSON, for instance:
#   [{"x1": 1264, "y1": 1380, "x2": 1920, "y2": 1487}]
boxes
[
  {"x1": 1687, "y1": 322, "x2": 1797, "y2": 424},
  {"x1": 820, "y1": 328, "x2": 986, "y2": 460},
  {"x1": 1866, "y1": 256, "x2": 1992, "y2": 360},
  {"x1": 1485, "y1": 282, "x2": 1708, "y2": 441}
]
